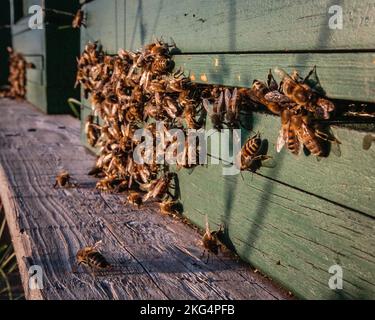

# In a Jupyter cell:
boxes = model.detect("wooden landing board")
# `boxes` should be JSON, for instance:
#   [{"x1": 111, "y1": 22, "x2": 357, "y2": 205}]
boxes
[{"x1": 0, "y1": 99, "x2": 290, "y2": 300}]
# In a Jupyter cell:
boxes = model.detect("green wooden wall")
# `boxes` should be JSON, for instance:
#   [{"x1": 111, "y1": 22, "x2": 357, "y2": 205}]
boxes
[
  {"x1": 80, "y1": 0, "x2": 375, "y2": 299},
  {"x1": 11, "y1": 0, "x2": 80, "y2": 114}
]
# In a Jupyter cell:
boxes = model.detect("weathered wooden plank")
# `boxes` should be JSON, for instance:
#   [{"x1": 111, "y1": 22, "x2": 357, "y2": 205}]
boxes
[
  {"x1": 174, "y1": 53, "x2": 375, "y2": 103},
  {"x1": 0, "y1": 98, "x2": 289, "y2": 300},
  {"x1": 175, "y1": 164, "x2": 375, "y2": 300},
  {"x1": 123, "y1": 0, "x2": 375, "y2": 52}
]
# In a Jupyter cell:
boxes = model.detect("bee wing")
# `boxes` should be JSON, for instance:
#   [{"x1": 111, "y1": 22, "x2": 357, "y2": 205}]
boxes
[
  {"x1": 274, "y1": 67, "x2": 290, "y2": 81},
  {"x1": 224, "y1": 88, "x2": 232, "y2": 112},
  {"x1": 276, "y1": 128, "x2": 286, "y2": 153},
  {"x1": 202, "y1": 98, "x2": 213, "y2": 116},
  {"x1": 231, "y1": 88, "x2": 238, "y2": 113},
  {"x1": 264, "y1": 91, "x2": 292, "y2": 105},
  {"x1": 267, "y1": 70, "x2": 279, "y2": 91},
  {"x1": 216, "y1": 91, "x2": 225, "y2": 114}
]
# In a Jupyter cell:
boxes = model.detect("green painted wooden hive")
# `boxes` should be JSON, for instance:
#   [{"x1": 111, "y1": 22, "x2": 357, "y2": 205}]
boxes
[
  {"x1": 79, "y1": 0, "x2": 375, "y2": 299},
  {"x1": 10, "y1": 0, "x2": 80, "y2": 114}
]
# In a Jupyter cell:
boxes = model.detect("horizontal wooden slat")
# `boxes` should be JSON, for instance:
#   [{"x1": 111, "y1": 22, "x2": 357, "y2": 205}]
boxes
[
  {"x1": 174, "y1": 53, "x2": 375, "y2": 102},
  {"x1": 123, "y1": 0, "x2": 375, "y2": 52}
]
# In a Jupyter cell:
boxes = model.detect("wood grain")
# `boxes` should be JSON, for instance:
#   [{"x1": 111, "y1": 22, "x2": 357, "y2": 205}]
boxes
[
  {"x1": 173, "y1": 53, "x2": 375, "y2": 103},
  {"x1": 0, "y1": 98, "x2": 289, "y2": 300},
  {"x1": 122, "y1": 0, "x2": 375, "y2": 53}
]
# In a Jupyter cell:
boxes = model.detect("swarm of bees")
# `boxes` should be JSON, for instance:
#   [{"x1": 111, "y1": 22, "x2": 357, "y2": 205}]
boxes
[
  {"x1": 0, "y1": 47, "x2": 35, "y2": 99},
  {"x1": 75, "y1": 39, "x2": 355, "y2": 262}
]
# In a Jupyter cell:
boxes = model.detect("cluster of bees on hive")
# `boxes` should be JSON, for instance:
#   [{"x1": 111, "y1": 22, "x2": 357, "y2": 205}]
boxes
[
  {"x1": 0, "y1": 47, "x2": 35, "y2": 99},
  {"x1": 70, "y1": 40, "x2": 343, "y2": 268}
]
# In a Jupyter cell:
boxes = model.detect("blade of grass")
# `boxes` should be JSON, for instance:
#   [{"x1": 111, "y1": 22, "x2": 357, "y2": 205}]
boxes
[
  {"x1": 67, "y1": 98, "x2": 84, "y2": 119},
  {"x1": 0, "y1": 245, "x2": 13, "y2": 266},
  {"x1": 0, "y1": 217, "x2": 5, "y2": 238},
  {"x1": 0, "y1": 268, "x2": 12, "y2": 300},
  {"x1": 7, "y1": 260, "x2": 18, "y2": 274},
  {"x1": 1, "y1": 251, "x2": 15, "y2": 270}
]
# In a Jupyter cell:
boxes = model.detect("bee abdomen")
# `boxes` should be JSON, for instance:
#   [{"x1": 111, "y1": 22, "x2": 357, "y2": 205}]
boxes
[
  {"x1": 243, "y1": 139, "x2": 261, "y2": 158},
  {"x1": 87, "y1": 252, "x2": 111, "y2": 269}
]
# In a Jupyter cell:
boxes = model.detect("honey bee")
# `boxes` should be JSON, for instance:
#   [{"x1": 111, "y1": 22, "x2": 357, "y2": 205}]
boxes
[
  {"x1": 275, "y1": 67, "x2": 335, "y2": 119},
  {"x1": 126, "y1": 192, "x2": 143, "y2": 208},
  {"x1": 53, "y1": 171, "x2": 76, "y2": 188},
  {"x1": 250, "y1": 70, "x2": 293, "y2": 115},
  {"x1": 141, "y1": 173, "x2": 175, "y2": 202},
  {"x1": 151, "y1": 57, "x2": 174, "y2": 75},
  {"x1": 76, "y1": 241, "x2": 111, "y2": 272},
  {"x1": 85, "y1": 115, "x2": 101, "y2": 147},
  {"x1": 277, "y1": 111, "x2": 324, "y2": 157},
  {"x1": 276, "y1": 109, "x2": 302, "y2": 155},
  {"x1": 224, "y1": 88, "x2": 240, "y2": 128},
  {"x1": 201, "y1": 215, "x2": 223, "y2": 263},
  {"x1": 238, "y1": 133, "x2": 271, "y2": 172},
  {"x1": 203, "y1": 92, "x2": 225, "y2": 130},
  {"x1": 72, "y1": 9, "x2": 86, "y2": 29},
  {"x1": 182, "y1": 103, "x2": 202, "y2": 129},
  {"x1": 159, "y1": 200, "x2": 180, "y2": 216}
]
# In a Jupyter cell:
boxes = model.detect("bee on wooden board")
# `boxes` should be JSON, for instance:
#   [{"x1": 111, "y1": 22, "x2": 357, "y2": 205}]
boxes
[
  {"x1": 159, "y1": 200, "x2": 180, "y2": 216},
  {"x1": 237, "y1": 133, "x2": 272, "y2": 172},
  {"x1": 126, "y1": 192, "x2": 143, "y2": 208},
  {"x1": 85, "y1": 115, "x2": 101, "y2": 147},
  {"x1": 53, "y1": 171, "x2": 77, "y2": 188},
  {"x1": 201, "y1": 215, "x2": 223, "y2": 264},
  {"x1": 275, "y1": 66, "x2": 335, "y2": 120},
  {"x1": 76, "y1": 240, "x2": 111, "y2": 273}
]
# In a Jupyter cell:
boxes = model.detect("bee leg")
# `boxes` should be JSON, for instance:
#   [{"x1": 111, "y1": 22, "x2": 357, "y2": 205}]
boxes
[
  {"x1": 315, "y1": 130, "x2": 341, "y2": 144},
  {"x1": 200, "y1": 249, "x2": 206, "y2": 260},
  {"x1": 303, "y1": 65, "x2": 317, "y2": 84},
  {"x1": 206, "y1": 253, "x2": 210, "y2": 264},
  {"x1": 53, "y1": 181, "x2": 58, "y2": 189}
]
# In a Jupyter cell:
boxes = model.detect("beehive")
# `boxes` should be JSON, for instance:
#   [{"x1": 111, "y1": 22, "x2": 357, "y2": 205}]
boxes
[
  {"x1": 79, "y1": 0, "x2": 375, "y2": 299},
  {"x1": 10, "y1": 0, "x2": 80, "y2": 113}
]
